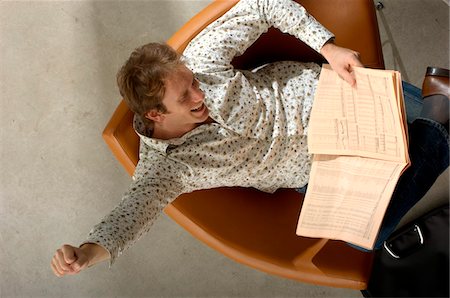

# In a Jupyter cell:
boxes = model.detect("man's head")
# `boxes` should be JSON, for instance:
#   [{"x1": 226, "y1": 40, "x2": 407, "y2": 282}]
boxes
[{"x1": 117, "y1": 43, "x2": 208, "y2": 138}]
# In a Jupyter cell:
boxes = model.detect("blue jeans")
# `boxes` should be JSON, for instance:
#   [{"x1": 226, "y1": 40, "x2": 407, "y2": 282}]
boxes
[
  {"x1": 373, "y1": 82, "x2": 449, "y2": 249},
  {"x1": 373, "y1": 117, "x2": 449, "y2": 249},
  {"x1": 297, "y1": 82, "x2": 450, "y2": 250}
]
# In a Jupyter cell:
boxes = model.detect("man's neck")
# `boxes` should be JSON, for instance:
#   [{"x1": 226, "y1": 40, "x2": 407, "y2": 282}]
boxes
[
  {"x1": 151, "y1": 124, "x2": 195, "y2": 140},
  {"x1": 152, "y1": 117, "x2": 215, "y2": 140}
]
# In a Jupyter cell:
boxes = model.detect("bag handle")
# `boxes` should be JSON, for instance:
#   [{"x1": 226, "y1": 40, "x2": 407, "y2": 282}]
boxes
[{"x1": 383, "y1": 224, "x2": 424, "y2": 259}]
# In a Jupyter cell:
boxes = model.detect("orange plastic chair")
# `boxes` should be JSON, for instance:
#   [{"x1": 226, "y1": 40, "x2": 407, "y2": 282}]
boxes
[{"x1": 103, "y1": 0, "x2": 384, "y2": 289}]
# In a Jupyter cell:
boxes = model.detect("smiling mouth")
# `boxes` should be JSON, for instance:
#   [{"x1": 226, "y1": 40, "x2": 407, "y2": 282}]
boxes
[{"x1": 191, "y1": 103, "x2": 204, "y2": 112}]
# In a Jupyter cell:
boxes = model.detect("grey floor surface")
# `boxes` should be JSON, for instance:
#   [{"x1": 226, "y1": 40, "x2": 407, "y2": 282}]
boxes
[{"x1": 1, "y1": 0, "x2": 448, "y2": 297}]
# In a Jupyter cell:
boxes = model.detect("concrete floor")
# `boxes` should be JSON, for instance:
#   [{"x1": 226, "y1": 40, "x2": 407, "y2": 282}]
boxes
[{"x1": 1, "y1": 0, "x2": 448, "y2": 297}]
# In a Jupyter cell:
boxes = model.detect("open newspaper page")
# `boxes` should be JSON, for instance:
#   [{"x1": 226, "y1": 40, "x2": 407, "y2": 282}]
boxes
[
  {"x1": 307, "y1": 65, "x2": 409, "y2": 162},
  {"x1": 296, "y1": 65, "x2": 410, "y2": 249}
]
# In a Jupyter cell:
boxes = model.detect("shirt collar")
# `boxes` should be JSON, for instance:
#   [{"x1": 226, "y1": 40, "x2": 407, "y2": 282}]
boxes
[{"x1": 133, "y1": 114, "x2": 208, "y2": 153}]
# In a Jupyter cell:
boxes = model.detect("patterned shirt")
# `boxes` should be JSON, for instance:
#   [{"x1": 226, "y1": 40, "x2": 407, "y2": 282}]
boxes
[{"x1": 84, "y1": 0, "x2": 334, "y2": 267}]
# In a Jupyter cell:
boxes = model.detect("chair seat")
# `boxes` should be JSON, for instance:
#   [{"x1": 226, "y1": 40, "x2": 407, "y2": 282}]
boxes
[{"x1": 166, "y1": 187, "x2": 374, "y2": 288}]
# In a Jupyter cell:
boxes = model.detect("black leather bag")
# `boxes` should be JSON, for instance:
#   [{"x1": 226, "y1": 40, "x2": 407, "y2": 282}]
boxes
[{"x1": 363, "y1": 204, "x2": 449, "y2": 297}]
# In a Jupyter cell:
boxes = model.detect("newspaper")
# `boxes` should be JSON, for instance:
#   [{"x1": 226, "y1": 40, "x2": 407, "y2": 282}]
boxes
[{"x1": 296, "y1": 65, "x2": 410, "y2": 249}]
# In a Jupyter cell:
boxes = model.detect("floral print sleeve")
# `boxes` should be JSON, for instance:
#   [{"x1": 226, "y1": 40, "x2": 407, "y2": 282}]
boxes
[
  {"x1": 81, "y1": 154, "x2": 185, "y2": 267},
  {"x1": 183, "y1": 0, "x2": 334, "y2": 76}
]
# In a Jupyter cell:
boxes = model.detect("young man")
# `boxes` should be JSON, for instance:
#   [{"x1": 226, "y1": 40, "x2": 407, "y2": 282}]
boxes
[{"x1": 51, "y1": 0, "x2": 449, "y2": 277}]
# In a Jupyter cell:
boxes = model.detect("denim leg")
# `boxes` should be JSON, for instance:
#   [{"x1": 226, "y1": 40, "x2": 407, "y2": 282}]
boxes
[
  {"x1": 296, "y1": 184, "x2": 308, "y2": 194},
  {"x1": 373, "y1": 118, "x2": 449, "y2": 249},
  {"x1": 402, "y1": 81, "x2": 423, "y2": 124}
]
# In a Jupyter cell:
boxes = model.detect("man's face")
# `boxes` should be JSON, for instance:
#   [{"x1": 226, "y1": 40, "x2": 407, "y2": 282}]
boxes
[{"x1": 148, "y1": 64, "x2": 209, "y2": 136}]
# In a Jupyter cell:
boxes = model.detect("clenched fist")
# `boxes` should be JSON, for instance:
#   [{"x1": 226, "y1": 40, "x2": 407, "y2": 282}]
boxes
[{"x1": 51, "y1": 243, "x2": 109, "y2": 277}]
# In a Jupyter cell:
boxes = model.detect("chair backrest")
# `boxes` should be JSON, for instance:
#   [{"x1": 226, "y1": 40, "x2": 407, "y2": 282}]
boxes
[{"x1": 103, "y1": 0, "x2": 384, "y2": 289}]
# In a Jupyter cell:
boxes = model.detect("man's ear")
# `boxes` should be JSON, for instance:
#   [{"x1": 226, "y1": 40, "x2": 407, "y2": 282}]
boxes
[{"x1": 145, "y1": 109, "x2": 165, "y2": 123}]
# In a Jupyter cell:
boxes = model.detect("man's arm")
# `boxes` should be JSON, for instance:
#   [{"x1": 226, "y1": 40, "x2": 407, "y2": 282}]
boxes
[
  {"x1": 51, "y1": 155, "x2": 185, "y2": 275},
  {"x1": 184, "y1": 0, "x2": 362, "y2": 86},
  {"x1": 183, "y1": 0, "x2": 334, "y2": 77}
]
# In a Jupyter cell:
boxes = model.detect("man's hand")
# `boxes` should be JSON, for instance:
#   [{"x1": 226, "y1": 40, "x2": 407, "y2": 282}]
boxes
[
  {"x1": 320, "y1": 41, "x2": 363, "y2": 87},
  {"x1": 51, "y1": 243, "x2": 109, "y2": 277},
  {"x1": 51, "y1": 244, "x2": 90, "y2": 277}
]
